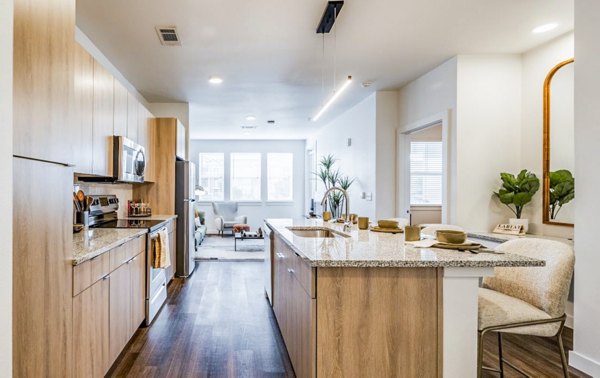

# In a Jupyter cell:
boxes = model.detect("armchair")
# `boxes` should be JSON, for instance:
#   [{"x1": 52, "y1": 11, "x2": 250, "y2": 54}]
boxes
[{"x1": 212, "y1": 202, "x2": 248, "y2": 237}]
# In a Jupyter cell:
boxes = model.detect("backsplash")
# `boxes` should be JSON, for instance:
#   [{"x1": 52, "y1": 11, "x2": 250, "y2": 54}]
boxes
[{"x1": 73, "y1": 181, "x2": 133, "y2": 219}]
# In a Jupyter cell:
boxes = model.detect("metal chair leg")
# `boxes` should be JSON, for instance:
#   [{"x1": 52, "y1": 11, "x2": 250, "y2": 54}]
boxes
[
  {"x1": 557, "y1": 333, "x2": 570, "y2": 378},
  {"x1": 477, "y1": 331, "x2": 484, "y2": 378},
  {"x1": 498, "y1": 332, "x2": 505, "y2": 377}
]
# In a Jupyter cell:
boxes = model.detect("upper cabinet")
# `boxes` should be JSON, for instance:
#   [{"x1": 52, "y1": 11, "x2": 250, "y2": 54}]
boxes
[
  {"x1": 127, "y1": 92, "x2": 139, "y2": 143},
  {"x1": 138, "y1": 104, "x2": 155, "y2": 182},
  {"x1": 13, "y1": 0, "x2": 76, "y2": 165},
  {"x1": 92, "y1": 61, "x2": 114, "y2": 177},
  {"x1": 73, "y1": 43, "x2": 94, "y2": 174},
  {"x1": 113, "y1": 80, "x2": 128, "y2": 137}
]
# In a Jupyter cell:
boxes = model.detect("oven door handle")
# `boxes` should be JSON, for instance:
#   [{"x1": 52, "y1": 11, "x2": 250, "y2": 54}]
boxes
[{"x1": 150, "y1": 227, "x2": 168, "y2": 240}]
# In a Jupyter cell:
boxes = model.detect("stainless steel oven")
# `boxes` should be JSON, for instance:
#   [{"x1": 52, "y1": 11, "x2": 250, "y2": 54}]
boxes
[{"x1": 114, "y1": 136, "x2": 146, "y2": 183}]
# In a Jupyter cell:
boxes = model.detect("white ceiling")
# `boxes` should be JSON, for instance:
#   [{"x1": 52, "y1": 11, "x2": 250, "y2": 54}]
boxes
[{"x1": 76, "y1": 0, "x2": 573, "y2": 140}]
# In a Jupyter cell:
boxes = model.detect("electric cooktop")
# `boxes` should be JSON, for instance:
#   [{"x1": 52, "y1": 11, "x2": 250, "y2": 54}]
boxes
[{"x1": 92, "y1": 219, "x2": 167, "y2": 231}]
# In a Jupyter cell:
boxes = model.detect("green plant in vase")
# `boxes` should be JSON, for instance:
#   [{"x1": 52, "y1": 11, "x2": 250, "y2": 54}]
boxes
[
  {"x1": 493, "y1": 169, "x2": 540, "y2": 232},
  {"x1": 549, "y1": 170, "x2": 575, "y2": 220},
  {"x1": 315, "y1": 154, "x2": 355, "y2": 219}
]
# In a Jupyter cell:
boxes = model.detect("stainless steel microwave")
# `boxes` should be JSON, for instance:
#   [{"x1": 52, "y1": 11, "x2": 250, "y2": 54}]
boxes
[{"x1": 114, "y1": 136, "x2": 145, "y2": 183}]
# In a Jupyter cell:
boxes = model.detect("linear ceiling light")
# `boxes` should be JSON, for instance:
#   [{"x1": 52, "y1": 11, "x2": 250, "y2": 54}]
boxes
[{"x1": 312, "y1": 76, "x2": 352, "y2": 121}]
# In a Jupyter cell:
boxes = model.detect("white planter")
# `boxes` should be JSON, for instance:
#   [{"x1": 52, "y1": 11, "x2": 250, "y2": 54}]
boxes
[{"x1": 509, "y1": 218, "x2": 529, "y2": 233}]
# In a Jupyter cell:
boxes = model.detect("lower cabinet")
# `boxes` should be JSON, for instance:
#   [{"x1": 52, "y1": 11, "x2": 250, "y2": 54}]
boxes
[
  {"x1": 109, "y1": 261, "x2": 132, "y2": 363},
  {"x1": 130, "y1": 253, "x2": 146, "y2": 335},
  {"x1": 73, "y1": 277, "x2": 110, "y2": 377},
  {"x1": 273, "y1": 237, "x2": 316, "y2": 378},
  {"x1": 72, "y1": 236, "x2": 147, "y2": 378},
  {"x1": 165, "y1": 220, "x2": 177, "y2": 281}
]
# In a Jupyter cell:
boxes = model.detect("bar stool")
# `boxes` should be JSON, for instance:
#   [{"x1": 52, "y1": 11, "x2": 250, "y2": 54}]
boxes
[{"x1": 477, "y1": 238, "x2": 575, "y2": 377}]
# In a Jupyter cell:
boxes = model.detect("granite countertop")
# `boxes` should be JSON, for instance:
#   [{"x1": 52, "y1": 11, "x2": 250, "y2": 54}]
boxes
[
  {"x1": 266, "y1": 219, "x2": 545, "y2": 268},
  {"x1": 72, "y1": 228, "x2": 148, "y2": 266},
  {"x1": 120, "y1": 214, "x2": 178, "y2": 221}
]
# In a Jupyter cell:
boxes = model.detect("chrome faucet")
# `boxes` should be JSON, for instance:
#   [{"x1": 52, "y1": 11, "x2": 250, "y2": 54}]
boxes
[{"x1": 321, "y1": 187, "x2": 352, "y2": 232}]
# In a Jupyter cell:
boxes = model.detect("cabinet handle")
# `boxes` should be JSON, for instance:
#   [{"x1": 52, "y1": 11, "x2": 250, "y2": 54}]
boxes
[
  {"x1": 287, "y1": 268, "x2": 295, "y2": 274},
  {"x1": 276, "y1": 252, "x2": 285, "y2": 259},
  {"x1": 102, "y1": 274, "x2": 110, "y2": 281}
]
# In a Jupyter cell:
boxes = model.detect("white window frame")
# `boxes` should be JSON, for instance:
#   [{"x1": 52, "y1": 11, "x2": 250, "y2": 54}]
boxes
[
  {"x1": 198, "y1": 152, "x2": 225, "y2": 202},
  {"x1": 267, "y1": 153, "x2": 294, "y2": 202},
  {"x1": 230, "y1": 152, "x2": 262, "y2": 202}
]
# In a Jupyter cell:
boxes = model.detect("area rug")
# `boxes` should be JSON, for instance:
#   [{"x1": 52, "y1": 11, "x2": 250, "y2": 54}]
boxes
[{"x1": 194, "y1": 235, "x2": 265, "y2": 261}]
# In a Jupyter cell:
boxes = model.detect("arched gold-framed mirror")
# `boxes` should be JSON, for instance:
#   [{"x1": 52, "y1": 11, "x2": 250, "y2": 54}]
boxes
[{"x1": 543, "y1": 58, "x2": 575, "y2": 227}]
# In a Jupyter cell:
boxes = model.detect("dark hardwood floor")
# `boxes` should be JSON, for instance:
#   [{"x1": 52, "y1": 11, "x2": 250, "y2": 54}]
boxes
[
  {"x1": 108, "y1": 261, "x2": 294, "y2": 377},
  {"x1": 109, "y1": 261, "x2": 590, "y2": 378},
  {"x1": 481, "y1": 328, "x2": 591, "y2": 378}
]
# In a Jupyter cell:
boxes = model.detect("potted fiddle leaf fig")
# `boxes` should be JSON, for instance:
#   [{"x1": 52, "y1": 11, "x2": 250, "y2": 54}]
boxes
[
  {"x1": 493, "y1": 169, "x2": 540, "y2": 232},
  {"x1": 549, "y1": 170, "x2": 575, "y2": 220}
]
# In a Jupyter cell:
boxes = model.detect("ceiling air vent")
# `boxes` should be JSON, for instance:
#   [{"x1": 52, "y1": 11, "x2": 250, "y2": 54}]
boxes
[
  {"x1": 241, "y1": 125, "x2": 257, "y2": 130},
  {"x1": 155, "y1": 26, "x2": 181, "y2": 46}
]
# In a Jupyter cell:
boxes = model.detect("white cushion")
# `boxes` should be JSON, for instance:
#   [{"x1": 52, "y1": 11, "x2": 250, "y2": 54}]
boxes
[{"x1": 478, "y1": 288, "x2": 560, "y2": 337}]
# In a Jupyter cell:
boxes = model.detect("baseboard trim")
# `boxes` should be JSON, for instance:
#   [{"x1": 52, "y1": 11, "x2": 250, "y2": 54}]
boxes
[
  {"x1": 566, "y1": 312, "x2": 574, "y2": 329},
  {"x1": 569, "y1": 351, "x2": 600, "y2": 377}
]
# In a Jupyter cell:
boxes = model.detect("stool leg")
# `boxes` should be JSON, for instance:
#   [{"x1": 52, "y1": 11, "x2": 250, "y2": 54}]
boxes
[
  {"x1": 498, "y1": 332, "x2": 504, "y2": 377},
  {"x1": 557, "y1": 334, "x2": 570, "y2": 378}
]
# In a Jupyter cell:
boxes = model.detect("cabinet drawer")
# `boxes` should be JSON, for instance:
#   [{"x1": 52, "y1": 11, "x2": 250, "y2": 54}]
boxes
[
  {"x1": 274, "y1": 235, "x2": 315, "y2": 298},
  {"x1": 73, "y1": 252, "x2": 110, "y2": 297},
  {"x1": 109, "y1": 242, "x2": 128, "y2": 271}
]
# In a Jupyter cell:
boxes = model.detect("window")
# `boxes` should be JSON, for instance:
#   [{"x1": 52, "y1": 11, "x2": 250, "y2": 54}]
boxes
[
  {"x1": 267, "y1": 153, "x2": 293, "y2": 201},
  {"x1": 230, "y1": 153, "x2": 261, "y2": 201},
  {"x1": 198, "y1": 153, "x2": 224, "y2": 201},
  {"x1": 410, "y1": 141, "x2": 442, "y2": 205}
]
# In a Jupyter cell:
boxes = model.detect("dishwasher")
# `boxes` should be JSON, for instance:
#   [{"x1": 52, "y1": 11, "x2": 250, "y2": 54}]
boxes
[{"x1": 263, "y1": 223, "x2": 274, "y2": 306}]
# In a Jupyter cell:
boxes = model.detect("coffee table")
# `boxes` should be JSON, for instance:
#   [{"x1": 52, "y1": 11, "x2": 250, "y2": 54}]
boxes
[{"x1": 234, "y1": 232, "x2": 264, "y2": 251}]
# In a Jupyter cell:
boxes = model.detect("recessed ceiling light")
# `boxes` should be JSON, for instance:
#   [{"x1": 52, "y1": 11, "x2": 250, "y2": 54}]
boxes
[
  {"x1": 245, "y1": 115, "x2": 256, "y2": 121},
  {"x1": 208, "y1": 76, "x2": 223, "y2": 84},
  {"x1": 532, "y1": 23, "x2": 558, "y2": 34}
]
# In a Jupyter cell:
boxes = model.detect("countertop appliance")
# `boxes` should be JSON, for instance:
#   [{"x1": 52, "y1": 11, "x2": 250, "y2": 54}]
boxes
[
  {"x1": 263, "y1": 223, "x2": 273, "y2": 306},
  {"x1": 175, "y1": 160, "x2": 196, "y2": 277},
  {"x1": 89, "y1": 194, "x2": 168, "y2": 325}
]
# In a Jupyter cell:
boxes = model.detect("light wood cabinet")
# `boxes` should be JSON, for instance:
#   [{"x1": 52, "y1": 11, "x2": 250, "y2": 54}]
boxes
[
  {"x1": 272, "y1": 233, "x2": 442, "y2": 378},
  {"x1": 273, "y1": 236, "x2": 315, "y2": 378},
  {"x1": 73, "y1": 277, "x2": 110, "y2": 378},
  {"x1": 127, "y1": 92, "x2": 139, "y2": 143},
  {"x1": 130, "y1": 252, "x2": 146, "y2": 336},
  {"x1": 113, "y1": 79, "x2": 128, "y2": 137},
  {"x1": 13, "y1": 0, "x2": 76, "y2": 165},
  {"x1": 133, "y1": 118, "x2": 184, "y2": 214},
  {"x1": 72, "y1": 236, "x2": 146, "y2": 375},
  {"x1": 138, "y1": 104, "x2": 155, "y2": 182},
  {"x1": 109, "y1": 262, "x2": 132, "y2": 364},
  {"x1": 92, "y1": 61, "x2": 115, "y2": 176},
  {"x1": 73, "y1": 43, "x2": 94, "y2": 174},
  {"x1": 13, "y1": 158, "x2": 73, "y2": 377}
]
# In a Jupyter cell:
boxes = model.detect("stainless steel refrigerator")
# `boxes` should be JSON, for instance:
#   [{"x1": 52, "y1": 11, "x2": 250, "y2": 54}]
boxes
[{"x1": 175, "y1": 160, "x2": 196, "y2": 277}]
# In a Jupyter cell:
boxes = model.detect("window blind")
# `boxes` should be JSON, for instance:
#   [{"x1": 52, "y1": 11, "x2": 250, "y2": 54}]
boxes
[{"x1": 410, "y1": 141, "x2": 442, "y2": 205}]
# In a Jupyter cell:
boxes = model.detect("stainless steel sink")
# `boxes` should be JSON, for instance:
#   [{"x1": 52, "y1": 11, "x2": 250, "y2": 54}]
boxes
[{"x1": 287, "y1": 227, "x2": 350, "y2": 238}]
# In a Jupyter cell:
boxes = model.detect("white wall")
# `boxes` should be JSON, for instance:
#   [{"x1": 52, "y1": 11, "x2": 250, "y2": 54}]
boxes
[
  {"x1": 147, "y1": 103, "x2": 190, "y2": 159},
  {"x1": 312, "y1": 94, "x2": 377, "y2": 219},
  {"x1": 190, "y1": 139, "x2": 306, "y2": 232},
  {"x1": 570, "y1": 1, "x2": 600, "y2": 375},
  {"x1": 398, "y1": 58, "x2": 458, "y2": 223},
  {"x1": 521, "y1": 33, "x2": 574, "y2": 237},
  {"x1": 375, "y1": 91, "x2": 399, "y2": 219},
  {"x1": 455, "y1": 55, "x2": 523, "y2": 231},
  {"x1": 0, "y1": 0, "x2": 12, "y2": 374}
]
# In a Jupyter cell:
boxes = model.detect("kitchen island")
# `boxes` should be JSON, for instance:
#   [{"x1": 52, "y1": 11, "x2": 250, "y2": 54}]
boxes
[{"x1": 265, "y1": 219, "x2": 544, "y2": 378}]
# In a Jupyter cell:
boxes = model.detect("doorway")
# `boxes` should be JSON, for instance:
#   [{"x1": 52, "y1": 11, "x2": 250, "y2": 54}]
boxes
[{"x1": 397, "y1": 111, "x2": 450, "y2": 225}]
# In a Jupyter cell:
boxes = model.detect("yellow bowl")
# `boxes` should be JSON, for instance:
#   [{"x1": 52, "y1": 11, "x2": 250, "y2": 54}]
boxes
[
  {"x1": 436, "y1": 230, "x2": 467, "y2": 244},
  {"x1": 378, "y1": 219, "x2": 399, "y2": 229}
]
